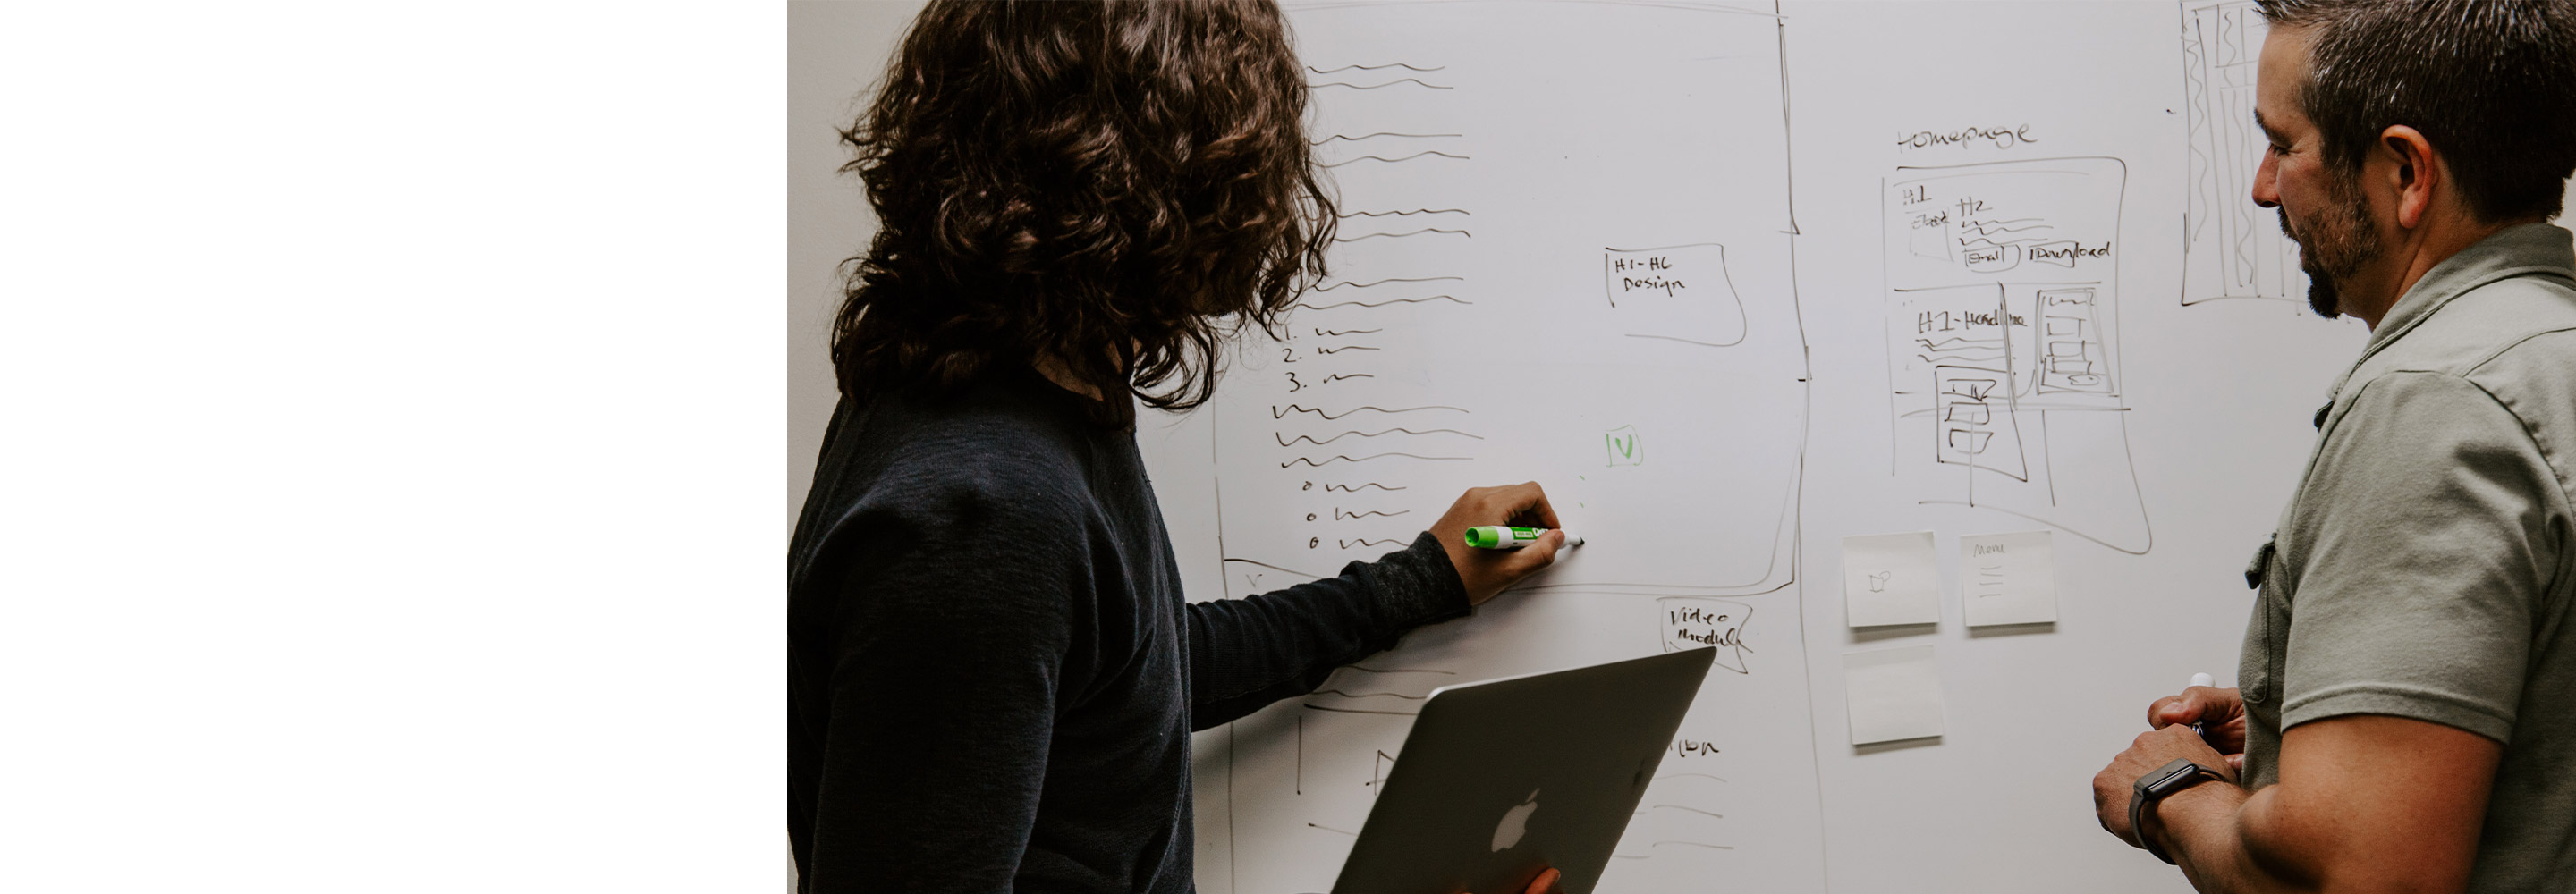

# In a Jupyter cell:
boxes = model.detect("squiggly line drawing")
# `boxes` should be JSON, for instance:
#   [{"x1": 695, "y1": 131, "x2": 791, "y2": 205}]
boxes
[
  {"x1": 1312, "y1": 276, "x2": 1465, "y2": 291},
  {"x1": 1334, "y1": 509, "x2": 1411, "y2": 519},
  {"x1": 1338, "y1": 207, "x2": 1470, "y2": 217},
  {"x1": 1333, "y1": 227, "x2": 1471, "y2": 241},
  {"x1": 1338, "y1": 537, "x2": 1406, "y2": 549},
  {"x1": 1270, "y1": 403, "x2": 1467, "y2": 420},
  {"x1": 1314, "y1": 133, "x2": 1462, "y2": 146},
  {"x1": 1322, "y1": 373, "x2": 1374, "y2": 384},
  {"x1": 1305, "y1": 63, "x2": 1446, "y2": 74},
  {"x1": 1310, "y1": 78, "x2": 1453, "y2": 90},
  {"x1": 1326, "y1": 482, "x2": 1406, "y2": 493},
  {"x1": 1274, "y1": 428, "x2": 1483, "y2": 447},
  {"x1": 1323, "y1": 152, "x2": 1470, "y2": 169},
  {"x1": 1956, "y1": 217, "x2": 2050, "y2": 235},
  {"x1": 1314, "y1": 327, "x2": 1382, "y2": 336},
  {"x1": 1314, "y1": 345, "x2": 1379, "y2": 354},
  {"x1": 1281, "y1": 452, "x2": 1470, "y2": 468},
  {"x1": 1292, "y1": 295, "x2": 1471, "y2": 311}
]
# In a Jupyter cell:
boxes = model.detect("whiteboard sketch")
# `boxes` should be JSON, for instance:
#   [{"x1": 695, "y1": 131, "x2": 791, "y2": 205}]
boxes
[
  {"x1": 1202, "y1": 3, "x2": 1826, "y2": 893},
  {"x1": 2182, "y1": 0, "x2": 2305, "y2": 304},
  {"x1": 1881, "y1": 156, "x2": 2152, "y2": 554}
]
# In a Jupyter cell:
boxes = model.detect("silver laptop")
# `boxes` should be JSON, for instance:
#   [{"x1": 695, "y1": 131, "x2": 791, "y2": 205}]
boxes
[{"x1": 1327, "y1": 646, "x2": 1718, "y2": 894}]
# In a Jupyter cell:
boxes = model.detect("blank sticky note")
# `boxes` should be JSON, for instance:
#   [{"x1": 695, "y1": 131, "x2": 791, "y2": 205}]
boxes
[
  {"x1": 1842, "y1": 531, "x2": 1939, "y2": 628},
  {"x1": 1843, "y1": 645, "x2": 1945, "y2": 745},
  {"x1": 1961, "y1": 530, "x2": 2058, "y2": 627}
]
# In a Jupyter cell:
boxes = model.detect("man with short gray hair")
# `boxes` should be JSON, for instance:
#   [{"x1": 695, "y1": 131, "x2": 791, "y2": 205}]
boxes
[{"x1": 2089, "y1": 1, "x2": 2576, "y2": 890}]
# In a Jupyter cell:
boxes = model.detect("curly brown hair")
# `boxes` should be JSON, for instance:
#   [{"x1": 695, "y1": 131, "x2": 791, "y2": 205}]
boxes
[{"x1": 834, "y1": 0, "x2": 1335, "y2": 426}]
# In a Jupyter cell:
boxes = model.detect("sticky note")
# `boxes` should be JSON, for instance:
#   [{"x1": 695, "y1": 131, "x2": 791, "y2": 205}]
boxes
[
  {"x1": 1961, "y1": 530, "x2": 2058, "y2": 627},
  {"x1": 1843, "y1": 645, "x2": 1945, "y2": 745},
  {"x1": 1842, "y1": 531, "x2": 1939, "y2": 628}
]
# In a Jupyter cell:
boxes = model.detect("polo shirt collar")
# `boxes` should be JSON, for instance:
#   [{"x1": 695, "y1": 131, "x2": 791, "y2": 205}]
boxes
[{"x1": 2327, "y1": 223, "x2": 2576, "y2": 402}]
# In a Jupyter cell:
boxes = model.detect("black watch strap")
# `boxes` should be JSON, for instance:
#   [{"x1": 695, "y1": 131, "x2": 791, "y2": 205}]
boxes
[{"x1": 2130, "y1": 758, "x2": 2228, "y2": 864}]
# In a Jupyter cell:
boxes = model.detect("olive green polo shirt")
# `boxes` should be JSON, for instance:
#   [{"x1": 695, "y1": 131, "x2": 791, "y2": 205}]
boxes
[{"x1": 2239, "y1": 224, "x2": 2576, "y2": 890}]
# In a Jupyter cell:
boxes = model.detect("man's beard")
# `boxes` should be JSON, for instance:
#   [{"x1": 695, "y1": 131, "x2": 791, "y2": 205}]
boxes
[{"x1": 2280, "y1": 176, "x2": 2380, "y2": 319}]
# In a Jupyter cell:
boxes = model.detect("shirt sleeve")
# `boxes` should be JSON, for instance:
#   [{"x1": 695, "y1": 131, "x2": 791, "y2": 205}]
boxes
[
  {"x1": 2279, "y1": 370, "x2": 2561, "y2": 743},
  {"x1": 1185, "y1": 531, "x2": 1472, "y2": 730},
  {"x1": 800, "y1": 491, "x2": 1095, "y2": 894}
]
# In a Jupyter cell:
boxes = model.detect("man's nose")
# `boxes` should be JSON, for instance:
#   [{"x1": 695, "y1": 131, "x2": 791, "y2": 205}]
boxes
[{"x1": 2250, "y1": 153, "x2": 2282, "y2": 208}]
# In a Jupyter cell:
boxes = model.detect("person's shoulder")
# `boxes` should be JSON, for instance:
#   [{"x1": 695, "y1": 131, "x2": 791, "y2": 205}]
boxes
[
  {"x1": 840, "y1": 379, "x2": 1111, "y2": 535},
  {"x1": 2388, "y1": 268, "x2": 2576, "y2": 376}
]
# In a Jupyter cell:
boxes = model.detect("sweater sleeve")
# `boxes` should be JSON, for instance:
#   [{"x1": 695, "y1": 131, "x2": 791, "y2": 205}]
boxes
[
  {"x1": 799, "y1": 488, "x2": 1094, "y2": 894},
  {"x1": 1184, "y1": 531, "x2": 1472, "y2": 730}
]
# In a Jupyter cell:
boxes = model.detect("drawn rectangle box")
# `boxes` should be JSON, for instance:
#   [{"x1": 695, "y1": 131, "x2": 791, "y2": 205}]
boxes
[{"x1": 1945, "y1": 428, "x2": 1993, "y2": 453}]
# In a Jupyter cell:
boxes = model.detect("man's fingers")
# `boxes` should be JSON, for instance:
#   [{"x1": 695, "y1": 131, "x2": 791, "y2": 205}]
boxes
[
  {"x1": 1519, "y1": 482, "x2": 1561, "y2": 529},
  {"x1": 1487, "y1": 481, "x2": 1561, "y2": 529},
  {"x1": 2148, "y1": 695, "x2": 2185, "y2": 729},
  {"x1": 1523, "y1": 867, "x2": 1563, "y2": 894}
]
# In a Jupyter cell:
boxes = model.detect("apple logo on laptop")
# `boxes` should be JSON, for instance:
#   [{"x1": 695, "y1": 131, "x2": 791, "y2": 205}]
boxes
[{"x1": 1490, "y1": 789, "x2": 1540, "y2": 851}]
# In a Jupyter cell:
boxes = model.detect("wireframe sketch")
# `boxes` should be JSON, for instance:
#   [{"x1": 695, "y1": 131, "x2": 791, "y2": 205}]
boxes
[
  {"x1": 1882, "y1": 156, "x2": 2152, "y2": 553},
  {"x1": 1199, "y1": 3, "x2": 1826, "y2": 893},
  {"x1": 2181, "y1": 1, "x2": 2305, "y2": 304}
]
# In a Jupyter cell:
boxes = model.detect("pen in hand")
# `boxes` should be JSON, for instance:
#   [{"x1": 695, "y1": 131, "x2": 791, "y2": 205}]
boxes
[{"x1": 2187, "y1": 672, "x2": 2214, "y2": 736}]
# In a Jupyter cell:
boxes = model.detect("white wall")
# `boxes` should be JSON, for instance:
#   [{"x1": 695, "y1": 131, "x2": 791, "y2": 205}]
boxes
[{"x1": 788, "y1": 0, "x2": 927, "y2": 531}]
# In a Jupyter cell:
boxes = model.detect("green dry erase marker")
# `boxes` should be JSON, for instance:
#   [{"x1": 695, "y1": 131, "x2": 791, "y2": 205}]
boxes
[{"x1": 1462, "y1": 526, "x2": 1584, "y2": 549}]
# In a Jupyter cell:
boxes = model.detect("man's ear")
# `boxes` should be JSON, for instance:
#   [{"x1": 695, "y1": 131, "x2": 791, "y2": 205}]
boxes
[{"x1": 2379, "y1": 125, "x2": 2440, "y2": 230}]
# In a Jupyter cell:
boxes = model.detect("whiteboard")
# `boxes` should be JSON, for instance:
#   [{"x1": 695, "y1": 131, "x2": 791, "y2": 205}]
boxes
[
  {"x1": 783, "y1": 2, "x2": 2576, "y2": 890},
  {"x1": 1140, "y1": 3, "x2": 2373, "y2": 893}
]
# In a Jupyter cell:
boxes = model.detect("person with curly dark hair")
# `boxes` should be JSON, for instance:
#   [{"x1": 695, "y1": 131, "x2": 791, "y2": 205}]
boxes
[{"x1": 787, "y1": 3, "x2": 1569, "y2": 891}]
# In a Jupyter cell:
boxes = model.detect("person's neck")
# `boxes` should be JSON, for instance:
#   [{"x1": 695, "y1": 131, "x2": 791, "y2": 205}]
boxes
[
  {"x1": 2346, "y1": 215, "x2": 2530, "y2": 330},
  {"x1": 1030, "y1": 354, "x2": 1106, "y2": 401}
]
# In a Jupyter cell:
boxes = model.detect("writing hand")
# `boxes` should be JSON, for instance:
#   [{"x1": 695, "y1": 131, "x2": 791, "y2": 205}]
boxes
[
  {"x1": 1427, "y1": 481, "x2": 1563, "y2": 605},
  {"x1": 2149, "y1": 685, "x2": 2248, "y2": 774}
]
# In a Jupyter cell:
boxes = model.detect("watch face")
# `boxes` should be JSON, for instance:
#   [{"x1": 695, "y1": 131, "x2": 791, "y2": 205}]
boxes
[{"x1": 2148, "y1": 762, "x2": 2208, "y2": 796}]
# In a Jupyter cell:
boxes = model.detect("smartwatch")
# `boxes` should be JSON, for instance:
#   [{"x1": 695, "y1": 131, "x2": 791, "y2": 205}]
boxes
[{"x1": 2129, "y1": 758, "x2": 2228, "y2": 864}]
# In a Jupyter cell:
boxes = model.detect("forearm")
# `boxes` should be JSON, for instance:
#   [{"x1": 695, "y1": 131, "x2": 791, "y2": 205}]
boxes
[
  {"x1": 1186, "y1": 532, "x2": 1469, "y2": 729},
  {"x1": 2156, "y1": 785, "x2": 2318, "y2": 894}
]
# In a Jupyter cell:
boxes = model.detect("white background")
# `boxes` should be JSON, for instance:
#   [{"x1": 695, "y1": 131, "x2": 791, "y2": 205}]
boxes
[{"x1": 7, "y1": 2, "x2": 2564, "y2": 893}]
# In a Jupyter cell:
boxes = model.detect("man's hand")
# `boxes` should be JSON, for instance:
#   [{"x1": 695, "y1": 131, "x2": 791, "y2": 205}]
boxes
[
  {"x1": 2092, "y1": 724, "x2": 2238, "y2": 849},
  {"x1": 2150, "y1": 685, "x2": 2250, "y2": 774},
  {"x1": 1427, "y1": 482, "x2": 1563, "y2": 606}
]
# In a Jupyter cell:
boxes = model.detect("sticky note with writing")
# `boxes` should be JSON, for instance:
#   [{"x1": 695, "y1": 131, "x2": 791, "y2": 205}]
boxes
[
  {"x1": 1843, "y1": 645, "x2": 1945, "y2": 746},
  {"x1": 1842, "y1": 531, "x2": 1939, "y2": 628},
  {"x1": 1960, "y1": 530, "x2": 2057, "y2": 627}
]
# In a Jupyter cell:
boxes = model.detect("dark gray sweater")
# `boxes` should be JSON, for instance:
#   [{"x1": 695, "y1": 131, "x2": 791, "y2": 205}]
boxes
[{"x1": 788, "y1": 370, "x2": 1470, "y2": 894}]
